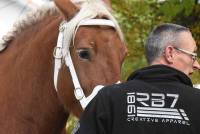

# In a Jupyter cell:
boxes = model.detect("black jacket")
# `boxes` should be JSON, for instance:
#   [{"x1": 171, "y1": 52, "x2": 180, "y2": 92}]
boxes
[{"x1": 74, "y1": 65, "x2": 200, "y2": 134}]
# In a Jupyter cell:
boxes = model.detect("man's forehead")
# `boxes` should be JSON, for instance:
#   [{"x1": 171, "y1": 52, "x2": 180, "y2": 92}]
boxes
[{"x1": 178, "y1": 32, "x2": 196, "y2": 47}]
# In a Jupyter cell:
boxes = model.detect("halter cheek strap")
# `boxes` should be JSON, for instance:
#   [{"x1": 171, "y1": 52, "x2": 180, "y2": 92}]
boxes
[{"x1": 54, "y1": 19, "x2": 117, "y2": 109}]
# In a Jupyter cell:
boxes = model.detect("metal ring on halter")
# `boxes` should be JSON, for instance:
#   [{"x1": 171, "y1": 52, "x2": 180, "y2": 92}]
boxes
[
  {"x1": 59, "y1": 21, "x2": 67, "y2": 32},
  {"x1": 74, "y1": 87, "x2": 84, "y2": 100},
  {"x1": 53, "y1": 47, "x2": 63, "y2": 59}
]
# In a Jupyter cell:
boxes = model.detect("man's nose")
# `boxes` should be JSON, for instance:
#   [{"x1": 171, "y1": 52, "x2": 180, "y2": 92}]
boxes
[{"x1": 193, "y1": 60, "x2": 200, "y2": 70}]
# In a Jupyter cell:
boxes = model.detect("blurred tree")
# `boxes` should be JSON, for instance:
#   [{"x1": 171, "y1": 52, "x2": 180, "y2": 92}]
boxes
[
  {"x1": 112, "y1": 0, "x2": 161, "y2": 80},
  {"x1": 158, "y1": 0, "x2": 195, "y2": 21}
]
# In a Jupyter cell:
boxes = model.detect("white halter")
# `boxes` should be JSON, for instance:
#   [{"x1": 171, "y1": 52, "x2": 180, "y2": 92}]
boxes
[{"x1": 53, "y1": 18, "x2": 116, "y2": 109}]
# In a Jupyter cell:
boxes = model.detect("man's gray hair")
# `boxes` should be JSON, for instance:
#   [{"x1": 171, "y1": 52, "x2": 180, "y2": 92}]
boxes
[{"x1": 144, "y1": 23, "x2": 190, "y2": 64}]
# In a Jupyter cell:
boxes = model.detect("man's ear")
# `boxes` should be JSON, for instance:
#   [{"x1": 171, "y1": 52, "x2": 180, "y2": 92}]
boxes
[{"x1": 164, "y1": 45, "x2": 174, "y2": 64}]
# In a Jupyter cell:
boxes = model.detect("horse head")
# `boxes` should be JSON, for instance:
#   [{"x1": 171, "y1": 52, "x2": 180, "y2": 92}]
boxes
[{"x1": 54, "y1": 0, "x2": 127, "y2": 117}]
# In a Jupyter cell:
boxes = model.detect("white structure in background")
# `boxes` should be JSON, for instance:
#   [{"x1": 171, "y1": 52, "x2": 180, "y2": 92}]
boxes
[
  {"x1": 0, "y1": 0, "x2": 85, "y2": 38},
  {"x1": 194, "y1": 84, "x2": 200, "y2": 89},
  {"x1": 0, "y1": 0, "x2": 49, "y2": 38}
]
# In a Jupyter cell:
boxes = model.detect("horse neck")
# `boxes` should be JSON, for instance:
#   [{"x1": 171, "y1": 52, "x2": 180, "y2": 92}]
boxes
[{"x1": 0, "y1": 15, "x2": 70, "y2": 133}]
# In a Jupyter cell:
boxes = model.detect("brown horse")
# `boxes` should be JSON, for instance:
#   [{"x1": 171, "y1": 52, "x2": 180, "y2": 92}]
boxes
[{"x1": 0, "y1": 0, "x2": 127, "y2": 133}]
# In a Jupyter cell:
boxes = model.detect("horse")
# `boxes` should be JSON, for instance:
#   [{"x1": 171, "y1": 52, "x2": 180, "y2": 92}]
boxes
[{"x1": 0, "y1": 0, "x2": 127, "y2": 133}]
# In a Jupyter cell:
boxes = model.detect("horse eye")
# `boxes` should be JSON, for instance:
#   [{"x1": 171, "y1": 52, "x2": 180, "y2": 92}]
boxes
[{"x1": 77, "y1": 49, "x2": 91, "y2": 60}]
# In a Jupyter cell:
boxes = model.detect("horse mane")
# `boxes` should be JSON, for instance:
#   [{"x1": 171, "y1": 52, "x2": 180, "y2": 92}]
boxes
[{"x1": 0, "y1": 0, "x2": 125, "y2": 52}]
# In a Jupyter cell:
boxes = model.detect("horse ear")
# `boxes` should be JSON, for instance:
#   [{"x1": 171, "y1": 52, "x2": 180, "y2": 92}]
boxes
[
  {"x1": 54, "y1": 0, "x2": 79, "y2": 20},
  {"x1": 102, "y1": 0, "x2": 112, "y2": 8}
]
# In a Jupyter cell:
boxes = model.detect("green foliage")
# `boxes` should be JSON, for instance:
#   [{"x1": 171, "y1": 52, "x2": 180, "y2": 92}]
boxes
[
  {"x1": 66, "y1": 114, "x2": 78, "y2": 133},
  {"x1": 158, "y1": 0, "x2": 195, "y2": 21},
  {"x1": 112, "y1": 0, "x2": 161, "y2": 79},
  {"x1": 173, "y1": 4, "x2": 200, "y2": 47}
]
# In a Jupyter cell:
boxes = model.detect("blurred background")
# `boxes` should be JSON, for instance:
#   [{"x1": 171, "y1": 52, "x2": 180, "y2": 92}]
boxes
[
  {"x1": 0, "y1": 0, "x2": 51, "y2": 38},
  {"x1": 112, "y1": 0, "x2": 200, "y2": 83},
  {"x1": 1, "y1": 0, "x2": 200, "y2": 133}
]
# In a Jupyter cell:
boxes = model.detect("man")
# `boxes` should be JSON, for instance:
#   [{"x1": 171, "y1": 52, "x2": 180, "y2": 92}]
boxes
[{"x1": 74, "y1": 23, "x2": 200, "y2": 134}]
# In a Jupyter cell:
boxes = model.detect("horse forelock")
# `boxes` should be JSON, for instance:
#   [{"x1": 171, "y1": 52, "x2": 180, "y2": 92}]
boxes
[
  {"x1": 0, "y1": 2, "x2": 59, "y2": 52},
  {"x1": 62, "y1": 0, "x2": 125, "y2": 56},
  {"x1": 76, "y1": 0, "x2": 125, "y2": 42}
]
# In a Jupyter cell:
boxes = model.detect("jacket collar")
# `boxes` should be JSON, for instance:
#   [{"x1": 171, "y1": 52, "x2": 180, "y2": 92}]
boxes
[{"x1": 127, "y1": 65, "x2": 193, "y2": 87}]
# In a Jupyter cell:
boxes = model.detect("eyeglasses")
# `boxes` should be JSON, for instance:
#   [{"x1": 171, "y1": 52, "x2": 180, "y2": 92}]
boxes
[{"x1": 174, "y1": 47, "x2": 198, "y2": 61}]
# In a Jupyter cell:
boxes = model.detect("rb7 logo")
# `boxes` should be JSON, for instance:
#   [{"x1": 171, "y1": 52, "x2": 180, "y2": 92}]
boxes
[{"x1": 127, "y1": 92, "x2": 179, "y2": 108}]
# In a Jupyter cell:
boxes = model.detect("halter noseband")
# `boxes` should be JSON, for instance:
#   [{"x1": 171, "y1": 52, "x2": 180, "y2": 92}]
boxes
[{"x1": 54, "y1": 19, "x2": 116, "y2": 109}]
